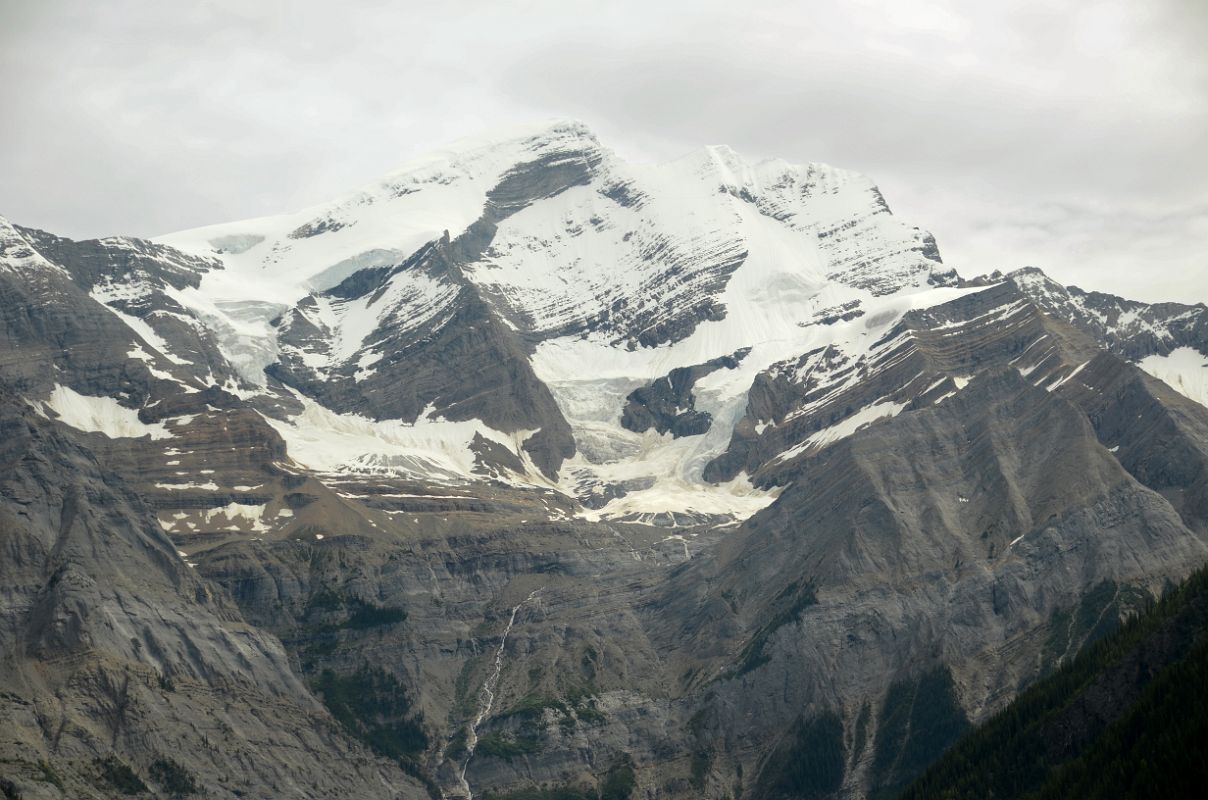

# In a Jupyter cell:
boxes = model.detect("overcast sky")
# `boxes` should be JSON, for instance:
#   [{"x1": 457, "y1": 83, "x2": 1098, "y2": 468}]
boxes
[{"x1": 2, "y1": 0, "x2": 1205, "y2": 302}]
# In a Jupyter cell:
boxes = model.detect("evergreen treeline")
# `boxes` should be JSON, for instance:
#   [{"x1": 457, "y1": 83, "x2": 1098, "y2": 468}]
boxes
[{"x1": 899, "y1": 565, "x2": 1208, "y2": 799}]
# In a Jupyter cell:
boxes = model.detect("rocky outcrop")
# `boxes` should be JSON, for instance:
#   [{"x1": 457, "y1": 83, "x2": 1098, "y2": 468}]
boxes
[
  {"x1": 0, "y1": 218, "x2": 181, "y2": 403},
  {"x1": 1055, "y1": 352, "x2": 1208, "y2": 534},
  {"x1": 621, "y1": 349, "x2": 749, "y2": 437},
  {"x1": 15, "y1": 225, "x2": 243, "y2": 391}
]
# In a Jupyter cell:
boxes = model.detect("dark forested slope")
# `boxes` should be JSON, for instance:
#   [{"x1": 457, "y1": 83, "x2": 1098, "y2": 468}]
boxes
[{"x1": 900, "y1": 564, "x2": 1208, "y2": 800}]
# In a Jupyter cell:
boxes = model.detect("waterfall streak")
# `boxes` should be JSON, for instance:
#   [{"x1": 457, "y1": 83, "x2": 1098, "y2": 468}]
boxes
[{"x1": 454, "y1": 588, "x2": 543, "y2": 799}]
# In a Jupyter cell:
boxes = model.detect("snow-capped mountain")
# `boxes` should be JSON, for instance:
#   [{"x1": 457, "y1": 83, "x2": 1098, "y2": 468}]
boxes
[
  {"x1": 4, "y1": 121, "x2": 1208, "y2": 800},
  {"x1": 110, "y1": 120, "x2": 965, "y2": 523},
  {"x1": 135, "y1": 120, "x2": 1205, "y2": 528}
]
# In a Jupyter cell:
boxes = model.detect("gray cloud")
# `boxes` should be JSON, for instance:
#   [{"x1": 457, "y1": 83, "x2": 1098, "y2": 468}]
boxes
[{"x1": 1, "y1": 0, "x2": 1204, "y2": 302}]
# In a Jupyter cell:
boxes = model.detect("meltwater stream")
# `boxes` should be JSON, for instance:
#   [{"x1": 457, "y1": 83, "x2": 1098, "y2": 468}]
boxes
[{"x1": 452, "y1": 587, "x2": 544, "y2": 800}]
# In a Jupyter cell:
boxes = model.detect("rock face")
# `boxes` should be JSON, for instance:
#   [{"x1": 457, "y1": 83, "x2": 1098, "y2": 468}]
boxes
[
  {"x1": 621, "y1": 349, "x2": 750, "y2": 438},
  {"x1": 2, "y1": 122, "x2": 1208, "y2": 799},
  {"x1": 0, "y1": 386, "x2": 429, "y2": 800}
]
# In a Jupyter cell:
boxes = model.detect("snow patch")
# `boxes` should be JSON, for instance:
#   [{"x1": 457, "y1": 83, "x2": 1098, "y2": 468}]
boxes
[
  {"x1": 202, "y1": 502, "x2": 270, "y2": 532},
  {"x1": 779, "y1": 398, "x2": 907, "y2": 461},
  {"x1": 1047, "y1": 361, "x2": 1090, "y2": 392},
  {"x1": 263, "y1": 393, "x2": 535, "y2": 485},
  {"x1": 44, "y1": 385, "x2": 172, "y2": 440},
  {"x1": 127, "y1": 344, "x2": 182, "y2": 382},
  {"x1": 1138, "y1": 347, "x2": 1208, "y2": 409}
]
